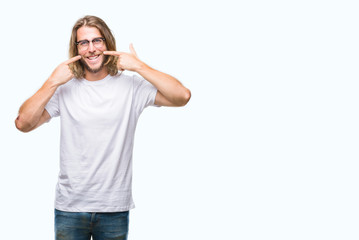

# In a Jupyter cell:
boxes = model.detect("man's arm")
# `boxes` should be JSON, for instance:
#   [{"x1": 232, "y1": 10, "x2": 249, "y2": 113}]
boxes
[
  {"x1": 15, "y1": 56, "x2": 81, "y2": 132},
  {"x1": 136, "y1": 65, "x2": 191, "y2": 107},
  {"x1": 104, "y1": 44, "x2": 191, "y2": 107},
  {"x1": 16, "y1": 110, "x2": 52, "y2": 133},
  {"x1": 15, "y1": 82, "x2": 57, "y2": 132}
]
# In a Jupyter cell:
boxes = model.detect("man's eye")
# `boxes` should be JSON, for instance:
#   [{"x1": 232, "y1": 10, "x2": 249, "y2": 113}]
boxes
[
  {"x1": 93, "y1": 39, "x2": 102, "y2": 43},
  {"x1": 79, "y1": 41, "x2": 89, "y2": 46}
]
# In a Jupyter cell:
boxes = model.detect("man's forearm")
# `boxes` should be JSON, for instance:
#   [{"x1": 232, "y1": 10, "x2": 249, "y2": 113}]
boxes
[
  {"x1": 136, "y1": 63, "x2": 191, "y2": 106},
  {"x1": 15, "y1": 80, "x2": 58, "y2": 132}
]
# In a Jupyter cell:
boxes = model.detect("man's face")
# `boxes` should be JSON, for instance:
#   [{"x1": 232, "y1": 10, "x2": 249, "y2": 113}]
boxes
[{"x1": 76, "y1": 26, "x2": 108, "y2": 74}]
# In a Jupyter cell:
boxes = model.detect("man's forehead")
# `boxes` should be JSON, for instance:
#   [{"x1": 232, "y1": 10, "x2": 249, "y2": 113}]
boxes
[{"x1": 77, "y1": 26, "x2": 102, "y2": 39}]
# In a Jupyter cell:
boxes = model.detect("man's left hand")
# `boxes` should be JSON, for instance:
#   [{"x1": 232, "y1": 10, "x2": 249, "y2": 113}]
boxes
[{"x1": 104, "y1": 44, "x2": 144, "y2": 72}]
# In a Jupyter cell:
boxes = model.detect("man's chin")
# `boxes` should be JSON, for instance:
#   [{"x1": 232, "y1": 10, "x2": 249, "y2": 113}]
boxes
[
  {"x1": 81, "y1": 59, "x2": 105, "y2": 74},
  {"x1": 86, "y1": 65, "x2": 104, "y2": 73}
]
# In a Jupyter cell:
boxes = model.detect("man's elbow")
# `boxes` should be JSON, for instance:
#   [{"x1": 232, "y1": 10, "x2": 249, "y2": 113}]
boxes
[
  {"x1": 15, "y1": 116, "x2": 32, "y2": 133},
  {"x1": 177, "y1": 88, "x2": 191, "y2": 107}
]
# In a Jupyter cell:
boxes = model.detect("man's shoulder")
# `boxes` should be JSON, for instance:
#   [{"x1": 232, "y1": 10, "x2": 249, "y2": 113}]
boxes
[
  {"x1": 112, "y1": 72, "x2": 143, "y2": 86},
  {"x1": 58, "y1": 78, "x2": 78, "y2": 92},
  {"x1": 113, "y1": 71, "x2": 134, "y2": 81}
]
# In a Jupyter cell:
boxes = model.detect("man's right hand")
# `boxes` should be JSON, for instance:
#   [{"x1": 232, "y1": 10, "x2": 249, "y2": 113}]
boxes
[{"x1": 48, "y1": 55, "x2": 81, "y2": 86}]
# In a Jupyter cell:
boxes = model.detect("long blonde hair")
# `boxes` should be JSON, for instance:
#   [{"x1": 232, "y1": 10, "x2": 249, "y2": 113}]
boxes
[{"x1": 69, "y1": 15, "x2": 118, "y2": 78}]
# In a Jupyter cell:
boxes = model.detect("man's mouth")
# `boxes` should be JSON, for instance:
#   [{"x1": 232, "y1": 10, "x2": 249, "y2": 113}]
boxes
[
  {"x1": 86, "y1": 54, "x2": 101, "y2": 61},
  {"x1": 80, "y1": 52, "x2": 106, "y2": 73}
]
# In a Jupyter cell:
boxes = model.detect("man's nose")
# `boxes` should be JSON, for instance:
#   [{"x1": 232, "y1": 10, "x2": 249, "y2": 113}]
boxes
[{"x1": 88, "y1": 42, "x2": 95, "y2": 52}]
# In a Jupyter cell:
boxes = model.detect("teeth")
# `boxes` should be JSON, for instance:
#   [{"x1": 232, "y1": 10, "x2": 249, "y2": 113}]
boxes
[{"x1": 88, "y1": 55, "x2": 99, "y2": 60}]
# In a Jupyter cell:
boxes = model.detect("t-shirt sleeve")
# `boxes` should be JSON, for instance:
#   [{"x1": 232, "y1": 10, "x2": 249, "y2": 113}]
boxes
[
  {"x1": 45, "y1": 88, "x2": 60, "y2": 118},
  {"x1": 132, "y1": 74, "x2": 159, "y2": 113}
]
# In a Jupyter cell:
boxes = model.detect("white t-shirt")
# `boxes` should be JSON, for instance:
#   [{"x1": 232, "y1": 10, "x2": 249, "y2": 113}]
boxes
[{"x1": 45, "y1": 72, "x2": 158, "y2": 212}]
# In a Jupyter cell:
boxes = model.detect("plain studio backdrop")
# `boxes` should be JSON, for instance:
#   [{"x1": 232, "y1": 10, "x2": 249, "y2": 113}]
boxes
[{"x1": 1, "y1": 0, "x2": 358, "y2": 239}]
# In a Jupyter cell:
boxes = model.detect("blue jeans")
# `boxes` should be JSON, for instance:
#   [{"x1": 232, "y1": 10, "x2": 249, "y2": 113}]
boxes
[{"x1": 55, "y1": 209, "x2": 129, "y2": 240}]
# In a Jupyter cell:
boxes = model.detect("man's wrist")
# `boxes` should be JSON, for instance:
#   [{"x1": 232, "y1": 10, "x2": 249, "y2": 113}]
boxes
[
  {"x1": 135, "y1": 61, "x2": 151, "y2": 74},
  {"x1": 45, "y1": 77, "x2": 61, "y2": 90}
]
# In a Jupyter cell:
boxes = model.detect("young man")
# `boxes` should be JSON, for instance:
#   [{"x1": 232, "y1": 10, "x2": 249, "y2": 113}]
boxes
[{"x1": 15, "y1": 15, "x2": 190, "y2": 240}]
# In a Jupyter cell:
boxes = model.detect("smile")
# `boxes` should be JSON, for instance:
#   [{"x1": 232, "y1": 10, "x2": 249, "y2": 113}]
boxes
[{"x1": 87, "y1": 55, "x2": 101, "y2": 61}]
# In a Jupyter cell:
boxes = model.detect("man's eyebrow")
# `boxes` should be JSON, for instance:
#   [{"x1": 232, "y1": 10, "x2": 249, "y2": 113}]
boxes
[{"x1": 77, "y1": 37, "x2": 103, "y2": 42}]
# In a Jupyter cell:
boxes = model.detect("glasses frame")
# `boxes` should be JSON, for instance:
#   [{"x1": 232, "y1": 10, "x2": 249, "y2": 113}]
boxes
[{"x1": 75, "y1": 37, "x2": 106, "y2": 50}]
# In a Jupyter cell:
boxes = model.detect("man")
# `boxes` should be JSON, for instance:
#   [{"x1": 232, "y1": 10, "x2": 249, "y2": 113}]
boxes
[{"x1": 15, "y1": 15, "x2": 190, "y2": 240}]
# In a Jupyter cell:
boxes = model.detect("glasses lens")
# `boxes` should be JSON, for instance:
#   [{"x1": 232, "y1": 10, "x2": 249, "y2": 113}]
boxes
[
  {"x1": 93, "y1": 38, "x2": 104, "y2": 48},
  {"x1": 78, "y1": 40, "x2": 89, "y2": 50}
]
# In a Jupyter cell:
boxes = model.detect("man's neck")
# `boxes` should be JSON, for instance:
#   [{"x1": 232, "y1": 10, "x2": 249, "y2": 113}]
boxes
[{"x1": 84, "y1": 69, "x2": 109, "y2": 81}]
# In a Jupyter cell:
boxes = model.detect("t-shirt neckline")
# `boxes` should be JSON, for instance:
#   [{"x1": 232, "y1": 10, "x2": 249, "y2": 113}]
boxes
[{"x1": 79, "y1": 74, "x2": 111, "y2": 86}]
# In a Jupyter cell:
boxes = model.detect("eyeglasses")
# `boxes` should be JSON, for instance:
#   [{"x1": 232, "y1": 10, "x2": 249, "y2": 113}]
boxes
[{"x1": 76, "y1": 37, "x2": 106, "y2": 51}]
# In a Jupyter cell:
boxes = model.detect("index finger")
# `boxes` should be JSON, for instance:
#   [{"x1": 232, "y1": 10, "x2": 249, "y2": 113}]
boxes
[
  {"x1": 64, "y1": 55, "x2": 81, "y2": 65},
  {"x1": 129, "y1": 43, "x2": 138, "y2": 57},
  {"x1": 103, "y1": 51, "x2": 124, "y2": 56}
]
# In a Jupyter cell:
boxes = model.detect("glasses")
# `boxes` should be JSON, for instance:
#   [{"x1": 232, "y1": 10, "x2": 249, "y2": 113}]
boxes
[{"x1": 76, "y1": 37, "x2": 106, "y2": 51}]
